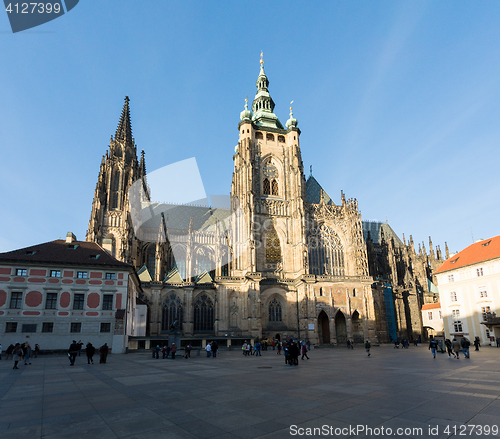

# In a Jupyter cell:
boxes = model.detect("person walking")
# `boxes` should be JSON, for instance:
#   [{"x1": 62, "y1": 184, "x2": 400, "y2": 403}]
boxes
[
  {"x1": 347, "y1": 340, "x2": 351, "y2": 349},
  {"x1": 452, "y1": 338, "x2": 461, "y2": 359},
  {"x1": 86, "y1": 342, "x2": 95, "y2": 364},
  {"x1": 68, "y1": 340, "x2": 79, "y2": 366},
  {"x1": 205, "y1": 342, "x2": 212, "y2": 358},
  {"x1": 444, "y1": 339, "x2": 455, "y2": 358},
  {"x1": 6, "y1": 344, "x2": 14, "y2": 360},
  {"x1": 12, "y1": 343, "x2": 23, "y2": 369},
  {"x1": 474, "y1": 337, "x2": 481, "y2": 351},
  {"x1": 23, "y1": 342, "x2": 32, "y2": 365},
  {"x1": 254, "y1": 341, "x2": 261, "y2": 356},
  {"x1": 461, "y1": 337, "x2": 470, "y2": 359},
  {"x1": 99, "y1": 343, "x2": 109, "y2": 364},
  {"x1": 184, "y1": 344, "x2": 192, "y2": 359},
  {"x1": 34, "y1": 344, "x2": 40, "y2": 358},
  {"x1": 428, "y1": 337, "x2": 438, "y2": 358},
  {"x1": 211, "y1": 340, "x2": 218, "y2": 358},
  {"x1": 290, "y1": 342, "x2": 299, "y2": 365},
  {"x1": 77, "y1": 340, "x2": 83, "y2": 356},
  {"x1": 301, "y1": 342, "x2": 309, "y2": 360},
  {"x1": 171, "y1": 343, "x2": 177, "y2": 359},
  {"x1": 496, "y1": 337, "x2": 500, "y2": 348},
  {"x1": 277, "y1": 342, "x2": 282, "y2": 355},
  {"x1": 365, "y1": 340, "x2": 371, "y2": 357}
]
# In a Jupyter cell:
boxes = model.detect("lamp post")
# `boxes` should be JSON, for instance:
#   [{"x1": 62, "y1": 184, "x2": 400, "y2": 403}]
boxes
[{"x1": 296, "y1": 288, "x2": 301, "y2": 342}]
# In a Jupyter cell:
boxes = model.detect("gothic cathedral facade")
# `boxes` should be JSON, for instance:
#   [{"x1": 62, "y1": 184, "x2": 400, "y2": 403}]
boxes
[{"x1": 87, "y1": 59, "x2": 382, "y2": 345}]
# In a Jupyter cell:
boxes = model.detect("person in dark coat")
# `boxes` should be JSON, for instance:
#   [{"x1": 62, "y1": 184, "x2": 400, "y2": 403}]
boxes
[
  {"x1": 99, "y1": 343, "x2": 109, "y2": 364},
  {"x1": 34, "y1": 344, "x2": 40, "y2": 358},
  {"x1": 474, "y1": 337, "x2": 481, "y2": 351},
  {"x1": 289, "y1": 342, "x2": 299, "y2": 365},
  {"x1": 86, "y1": 342, "x2": 95, "y2": 364},
  {"x1": 445, "y1": 339, "x2": 455, "y2": 358},
  {"x1": 301, "y1": 343, "x2": 309, "y2": 360},
  {"x1": 68, "y1": 340, "x2": 79, "y2": 366},
  {"x1": 6, "y1": 344, "x2": 14, "y2": 360}
]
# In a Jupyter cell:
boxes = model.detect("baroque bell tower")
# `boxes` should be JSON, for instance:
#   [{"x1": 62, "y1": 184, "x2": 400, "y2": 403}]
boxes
[{"x1": 86, "y1": 96, "x2": 146, "y2": 264}]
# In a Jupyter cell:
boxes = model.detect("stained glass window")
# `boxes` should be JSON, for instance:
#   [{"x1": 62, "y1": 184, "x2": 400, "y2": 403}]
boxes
[
  {"x1": 307, "y1": 225, "x2": 345, "y2": 276},
  {"x1": 162, "y1": 293, "x2": 183, "y2": 331},
  {"x1": 194, "y1": 294, "x2": 214, "y2": 332},
  {"x1": 266, "y1": 229, "x2": 281, "y2": 263}
]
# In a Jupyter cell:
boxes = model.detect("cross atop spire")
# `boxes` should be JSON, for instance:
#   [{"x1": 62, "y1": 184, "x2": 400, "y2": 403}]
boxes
[{"x1": 115, "y1": 96, "x2": 133, "y2": 145}]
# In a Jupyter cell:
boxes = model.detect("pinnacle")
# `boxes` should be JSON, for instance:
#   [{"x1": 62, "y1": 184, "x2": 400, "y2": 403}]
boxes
[{"x1": 115, "y1": 96, "x2": 133, "y2": 144}]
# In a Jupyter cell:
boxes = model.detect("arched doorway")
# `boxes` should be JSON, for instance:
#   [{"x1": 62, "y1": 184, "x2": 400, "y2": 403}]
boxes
[
  {"x1": 318, "y1": 311, "x2": 330, "y2": 344},
  {"x1": 335, "y1": 311, "x2": 347, "y2": 344},
  {"x1": 352, "y1": 311, "x2": 363, "y2": 343}
]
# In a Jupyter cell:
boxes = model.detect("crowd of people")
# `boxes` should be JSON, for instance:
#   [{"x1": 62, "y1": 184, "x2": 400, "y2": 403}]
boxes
[{"x1": 1, "y1": 342, "x2": 39, "y2": 369}]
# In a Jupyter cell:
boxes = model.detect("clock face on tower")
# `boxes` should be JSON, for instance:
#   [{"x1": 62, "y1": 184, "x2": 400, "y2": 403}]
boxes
[{"x1": 263, "y1": 163, "x2": 278, "y2": 178}]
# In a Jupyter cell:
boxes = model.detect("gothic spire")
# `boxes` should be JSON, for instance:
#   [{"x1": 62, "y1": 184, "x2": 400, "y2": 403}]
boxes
[{"x1": 115, "y1": 96, "x2": 133, "y2": 145}]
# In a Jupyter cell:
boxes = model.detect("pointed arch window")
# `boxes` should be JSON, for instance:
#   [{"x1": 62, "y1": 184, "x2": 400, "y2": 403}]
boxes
[
  {"x1": 194, "y1": 294, "x2": 214, "y2": 332},
  {"x1": 307, "y1": 225, "x2": 345, "y2": 276},
  {"x1": 162, "y1": 293, "x2": 183, "y2": 332},
  {"x1": 167, "y1": 246, "x2": 186, "y2": 281},
  {"x1": 266, "y1": 228, "x2": 281, "y2": 263},
  {"x1": 269, "y1": 298, "x2": 282, "y2": 322},
  {"x1": 112, "y1": 170, "x2": 121, "y2": 191},
  {"x1": 271, "y1": 179, "x2": 278, "y2": 196},
  {"x1": 111, "y1": 192, "x2": 119, "y2": 209},
  {"x1": 145, "y1": 245, "x2": 156, "y2": 279},
  {"x1": 195, "y1": 247, "x2": 214, "y2": 279},
  {"x1": 263, "y1": 178, "x2": 271, "y2": 195}
]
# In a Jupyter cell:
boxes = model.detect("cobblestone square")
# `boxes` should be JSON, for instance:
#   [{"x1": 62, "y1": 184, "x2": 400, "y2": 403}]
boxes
[{"x1": 1, "y1": 345, "x2": 499, "y2": 438}]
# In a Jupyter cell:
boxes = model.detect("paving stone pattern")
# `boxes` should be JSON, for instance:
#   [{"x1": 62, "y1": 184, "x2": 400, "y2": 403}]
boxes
[{"x1": 0, "y1": 345, "x2": 499, "y2": 438}]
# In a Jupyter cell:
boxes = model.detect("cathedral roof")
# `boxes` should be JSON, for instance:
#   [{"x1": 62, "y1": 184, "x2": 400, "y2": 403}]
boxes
[
  {"x1": 139, "y1": 203, "x2": 231, "y2": 234},
  {"x1": 434, "y1": 235, "x2": 500, "y2": 274},
  {"x1": 306, "y1": 176, "x2": 334, "y2": 205},
  {"x1": 362, "y1": 222, "x2": 404, "y2": 246},
  {"x1": 0, "y1": 239, "x2": 132, "y2": 268}
]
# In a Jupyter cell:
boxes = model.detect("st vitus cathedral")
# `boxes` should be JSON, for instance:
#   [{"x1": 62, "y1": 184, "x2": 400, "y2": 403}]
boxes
[{"x1": 86, "y1": 57, "x2": 445, "y2": 346}]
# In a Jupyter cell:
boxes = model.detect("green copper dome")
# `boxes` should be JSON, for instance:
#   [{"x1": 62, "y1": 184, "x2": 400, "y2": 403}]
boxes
[{"x1": 240, "y1": 98, "x2": 252, "y2": 121}]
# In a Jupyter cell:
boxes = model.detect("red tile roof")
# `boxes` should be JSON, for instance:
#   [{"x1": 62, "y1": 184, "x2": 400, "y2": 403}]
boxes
[
  {"x1": 422, "y1": 303, "x2": 441, "y2": 310},
  {"x1": 434, "y1": 235, "x2": 500, "y2": 274},
  {"x1": 0, "y1": 239, "x2": 132, "y2": 269}
]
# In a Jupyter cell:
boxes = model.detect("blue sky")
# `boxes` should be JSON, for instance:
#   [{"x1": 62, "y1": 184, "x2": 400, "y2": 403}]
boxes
[{"x1": 1, "y1": 1, "x2": 499, "y2": 256}]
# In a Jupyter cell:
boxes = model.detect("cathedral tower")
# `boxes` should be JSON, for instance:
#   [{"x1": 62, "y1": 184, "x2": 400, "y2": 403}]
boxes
[
  {"x1": 232, "y1": 55, "x2": 306, "y2": 278},
  {"x1": 86, "y1": 97, "x2": 146, "y2": 264}
]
